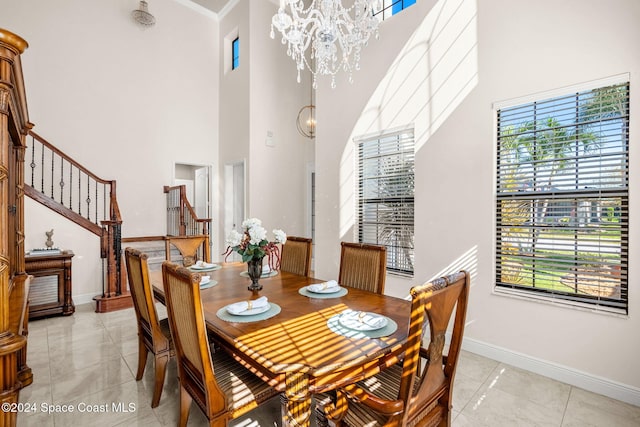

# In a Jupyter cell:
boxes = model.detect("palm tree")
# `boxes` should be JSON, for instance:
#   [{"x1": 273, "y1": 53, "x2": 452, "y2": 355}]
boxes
[
  {"x1": 578, "y1": 84, "x2": 629, "y2": 124},
  {"x1": 499, "y1": 83, "x2": 628, "y2": 292},
  {"x1": 379, "y1": 158, "x2": 414, "y2": 273},
  {"x1": 507, "y1": 117, "x2": 597, "y2": 250},
  {"x1": 362, "y1": 156, "x2": 414, "y2": 274}
]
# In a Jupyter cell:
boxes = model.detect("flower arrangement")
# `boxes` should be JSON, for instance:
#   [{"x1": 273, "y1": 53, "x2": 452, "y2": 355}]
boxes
[{"x1": 223, "y1": 218, "x2": 287, "y2": 270}]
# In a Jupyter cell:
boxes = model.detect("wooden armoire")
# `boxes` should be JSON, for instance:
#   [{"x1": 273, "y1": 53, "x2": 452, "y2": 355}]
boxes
[{"x1": 0, "y1": 28, "x2": 32, "y2": 426}]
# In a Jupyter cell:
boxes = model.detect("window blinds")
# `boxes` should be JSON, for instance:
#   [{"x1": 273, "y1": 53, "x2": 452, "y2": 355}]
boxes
[
  {"x1": 496, "y1": 82, "x2": 629, "y2": 312},
  {"x1": 357, "y1": 129, "x2": 415, "y2": 275}
]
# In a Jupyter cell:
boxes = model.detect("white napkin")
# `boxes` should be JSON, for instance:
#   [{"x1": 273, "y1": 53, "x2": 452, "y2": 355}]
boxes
[
  {"x1": 340, "y1": 310, "x2": 387, "y2": 330},
  {"x1": 226, "y1": 296, "x2": 269, "y2": 315},
  {"x1": 194, "y1": 261, "x2": 214, "y2": 269},
  {"x1": 199, "y1": 275, "x2": 210, "y2": 284},
  {"x1": 307, "y1": 280, "x2": 339, "y2": 293},
  {"x1": 358, "y1": 313, "x2": 386, "y2": 329}
]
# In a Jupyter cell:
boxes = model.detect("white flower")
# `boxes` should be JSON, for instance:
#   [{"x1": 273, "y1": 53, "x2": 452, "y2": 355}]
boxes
[
  {"x1": 242, "y1": 218, "x2": 262, "y2": 230},
  {"x1": 248, "y1": 225, "x2": 267, "y2": 245},
  {"x1": 225, "y1": 229, "x2": 243, "y2": 247},
  {"x1": 225, "y1": 218, "x2": 288, "y2": 266},
  {"x1": 273, "y1": 229, "x2": 287, "y2": 244}
]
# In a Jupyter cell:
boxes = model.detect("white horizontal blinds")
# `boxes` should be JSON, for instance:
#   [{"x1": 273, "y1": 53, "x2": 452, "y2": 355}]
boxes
[
  {"x1": 357, "y1": 129, "x2": 415, "y2": 275},
  {"x1": 496, "y1": 82, "x2": 629, "y2": 311}
]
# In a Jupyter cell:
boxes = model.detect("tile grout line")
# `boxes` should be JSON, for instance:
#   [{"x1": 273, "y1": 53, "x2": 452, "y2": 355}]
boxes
[{"x1": 559, "y1": 386, "x2": 574, "y2": 427}]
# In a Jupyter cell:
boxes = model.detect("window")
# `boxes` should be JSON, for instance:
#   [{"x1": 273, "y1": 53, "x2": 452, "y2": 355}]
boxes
[
  {"x1": 356, "y1": 129, "x2": 415, "y2": 275},
  {"x1": 232, "y1": 37, "x2": 239, "y2": 70},
  {"x1": 495, "y1": 81, "x2": 629, "y2": 313},
  {"x1": 374, "y1": 0, "x2": 417, "y2": 21}
]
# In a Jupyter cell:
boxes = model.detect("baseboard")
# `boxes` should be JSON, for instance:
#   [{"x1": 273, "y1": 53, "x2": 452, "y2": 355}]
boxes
[
  {"x1": 462, "y1": 337, "x2": 640, "y2": 407},
  {"x1": 74, "y1": 293, "x2": 98, "y2": 306}
]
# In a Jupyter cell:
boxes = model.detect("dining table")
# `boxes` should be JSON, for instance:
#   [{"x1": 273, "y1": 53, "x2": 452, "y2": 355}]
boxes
[{"x1": 150, "y1": 262, "x2": 411, "y2": 427}]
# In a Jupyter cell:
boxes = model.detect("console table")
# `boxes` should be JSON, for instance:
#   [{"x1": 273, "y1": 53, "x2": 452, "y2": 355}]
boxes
[{"x1": 25, "y1": 250, "x2": 75, "y2": 319}]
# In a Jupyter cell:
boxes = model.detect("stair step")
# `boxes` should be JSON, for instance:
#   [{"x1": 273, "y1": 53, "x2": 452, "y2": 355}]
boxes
[{"x1": 123, "y1": 240, "x2": 185, "y2": 271}]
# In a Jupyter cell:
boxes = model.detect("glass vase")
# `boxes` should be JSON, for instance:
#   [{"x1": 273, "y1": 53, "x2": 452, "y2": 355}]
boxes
[{"x1": 247, "y1": 257, "x2": 264, "y2": 291}]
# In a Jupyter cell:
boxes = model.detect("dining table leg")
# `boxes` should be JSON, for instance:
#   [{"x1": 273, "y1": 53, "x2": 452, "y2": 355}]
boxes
[{"x1": 283, "y1": 371, "x2": 311, "y2": 427}]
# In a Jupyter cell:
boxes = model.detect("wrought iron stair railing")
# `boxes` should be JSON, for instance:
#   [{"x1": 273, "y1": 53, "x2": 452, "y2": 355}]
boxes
[
  {"x1": 164, "y1": 184, "x2": 212, "y2": 261},
  {"x1": 24, "y1": 130, "x2": 126, "y2": 312}
]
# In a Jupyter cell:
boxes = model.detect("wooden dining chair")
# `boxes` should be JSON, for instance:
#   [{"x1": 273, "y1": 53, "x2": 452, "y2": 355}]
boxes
[
  {"x1": 165, "y1": 234, "x2": 210, "y2": 267},
  {"x1": 124, "y1": 247, "x2": 174, "y2": 408},
  {"x1": 338, "y1": 242, "x2": 387, "y2": 294},
  {"x1": 316, "y1": 271, "x2": 470, "y2": 427},
  {"x1": 280, "y1": 236, "x2": 313, "y2": 277},
  {"x1": 161, "y1": 261, "x2": 279, "y2": 427}
]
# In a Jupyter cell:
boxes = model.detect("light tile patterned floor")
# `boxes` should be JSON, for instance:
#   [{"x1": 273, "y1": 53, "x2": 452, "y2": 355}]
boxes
[{"x1": 17, "y1": 304, "x2": 640, "y2": 426}]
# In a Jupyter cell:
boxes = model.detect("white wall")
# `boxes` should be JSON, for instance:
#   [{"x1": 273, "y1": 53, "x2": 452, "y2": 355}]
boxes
[
  {"x1": 315, "y1": 0, "x2": 640, "y2": 402},
  {"x1": 217, "y1": 0, "x2": 313, "y2": 254},
  {"x1": 1, "y1": 0, "x2": 219, "y2": 302},
  {"x1": 248, "y1": 0, "x2": 314, "y2": 236},
  {"x1": 218, "y1": 0, "x2": 250, "y2": 256}
]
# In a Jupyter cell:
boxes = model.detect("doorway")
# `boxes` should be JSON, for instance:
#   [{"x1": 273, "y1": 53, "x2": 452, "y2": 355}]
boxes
[
  {"x1": 224, "y1": 161, "x2": 246, "y2": 262},
  {"x1": 173, "y1": 163, "x2": 211, "y2": 220}
]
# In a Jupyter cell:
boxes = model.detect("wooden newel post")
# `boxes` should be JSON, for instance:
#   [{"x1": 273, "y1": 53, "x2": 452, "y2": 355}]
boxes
[
  {"x1": 94, "y1": 220, "x2": 131, "y2": 313},
  {"x1": 0, "y1": 28, "x2": 30, "y2": 427}
]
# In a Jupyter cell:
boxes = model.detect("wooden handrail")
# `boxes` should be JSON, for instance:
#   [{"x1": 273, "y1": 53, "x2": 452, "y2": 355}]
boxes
[
  {"x1": 25, "y1": 130, "x2": 121, "y2": 230},
  {"x1": 24, "y1": 186, "x2": 103, "y2": 235},
  {"x1": 28, "y1": 130, "x2": 114, "y2": 185}
]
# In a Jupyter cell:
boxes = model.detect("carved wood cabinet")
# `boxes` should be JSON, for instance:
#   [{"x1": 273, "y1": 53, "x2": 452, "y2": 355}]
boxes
[
  {"x1": 25, "y1": 251, "x2": 74, "y2": 319},
  {"x1": 0, "y1": 27, "x2": 31, "y2": 425}
]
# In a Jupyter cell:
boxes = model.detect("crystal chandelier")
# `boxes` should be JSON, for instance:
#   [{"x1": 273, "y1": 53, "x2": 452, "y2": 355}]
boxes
[{"x1": 271, "y1": 0, "x2": 381, "y2": 88}]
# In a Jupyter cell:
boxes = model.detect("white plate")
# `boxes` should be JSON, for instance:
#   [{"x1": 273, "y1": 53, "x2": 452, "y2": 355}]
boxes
[
  {"x1": 190, "y1": 263, "x2": 220, "y2": 271},
  {"x1": 200, "y1": 278, "x2": 211, "y2": 286},
  {"x1": 226, "y1": 303, "x2": 271, "y2": 316},
  {"x1": 338, "y1": 310, "x2": 388, "y2": 331},
  {"x1": 200, "y1": 279, "x2": 217, "y2": 289},
  {"x1": 306, "y1": 285, "x2": 341, "y2": 294}
]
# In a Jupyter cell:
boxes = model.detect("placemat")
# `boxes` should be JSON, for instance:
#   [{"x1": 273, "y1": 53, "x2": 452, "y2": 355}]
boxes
[
  {"x1": 298, "y1": 286, "x2": 348, "y2": 299},
  {"x1": 239, "y1": 270, "x2": 279, "y2": 279},
  {"x1": 327, "y1": 313, "x2": 397, "y2": 339},
  {"x1": 199, "y1": 279, "x2": 218, "y2": 290},
  {"x1": 216, "y1": 303, "x2": 281, "y2": 323}
]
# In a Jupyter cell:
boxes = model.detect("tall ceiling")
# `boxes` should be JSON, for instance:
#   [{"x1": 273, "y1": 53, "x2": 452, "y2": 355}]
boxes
[
  {"x1": 189, "y1": 0, "x2": 229, "y2": 14},
  {"x1": 187, "y1": 0, "x2": 280, "y2": 16}
]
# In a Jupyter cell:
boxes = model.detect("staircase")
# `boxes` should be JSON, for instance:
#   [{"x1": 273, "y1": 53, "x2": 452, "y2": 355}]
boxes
[
  {"x1": 24, "y1": 130, "x2": 129, "y2": 312},
  {"x1": 123, "y1": 240, "x2": 182, "y2": 272},
  {"x1": 23, "y1": 133, "x2": 213, "y2": 313}
]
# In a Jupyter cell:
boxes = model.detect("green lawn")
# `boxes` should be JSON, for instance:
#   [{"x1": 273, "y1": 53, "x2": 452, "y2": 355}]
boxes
[{"x1": 500, "y1": 248, "x2": 620, "y2": 294}]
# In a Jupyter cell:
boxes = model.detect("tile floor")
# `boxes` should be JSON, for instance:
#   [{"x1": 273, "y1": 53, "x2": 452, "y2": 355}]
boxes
[{"x1": 16, "y1": 303, "x2": 640, "y2": 426}]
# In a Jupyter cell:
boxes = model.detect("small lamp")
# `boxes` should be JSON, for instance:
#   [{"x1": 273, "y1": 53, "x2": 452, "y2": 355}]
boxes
[{"x1": 296, "y1": 105, "x2": 316, "y2": 139}]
